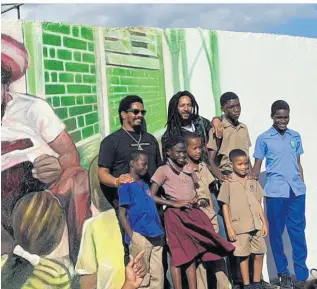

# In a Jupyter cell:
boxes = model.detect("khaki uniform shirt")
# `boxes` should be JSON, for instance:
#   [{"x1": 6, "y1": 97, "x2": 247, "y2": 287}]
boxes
[
  {"x1": 207, "y1": 117, "x2": 251, "y2": 172},
  {"x1": 193, "y1": 162, "x2": 215, "y2": 201},
  {"x1": 192, "y1": 161, "x2": 218, "y2": 231},
  {"x1": 218, "y1": 174, "x2": 264, "y2": 234}
]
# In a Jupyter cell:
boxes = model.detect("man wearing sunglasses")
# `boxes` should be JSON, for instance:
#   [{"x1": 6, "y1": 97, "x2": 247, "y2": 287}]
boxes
[{"x1": 98, "y1": 95, "x2": 162, "y2": 265}]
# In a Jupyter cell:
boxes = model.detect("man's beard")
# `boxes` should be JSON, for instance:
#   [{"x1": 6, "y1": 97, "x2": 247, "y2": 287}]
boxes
[{"x1": 1, "y1": 101, "x2": 7, "y2": 122}]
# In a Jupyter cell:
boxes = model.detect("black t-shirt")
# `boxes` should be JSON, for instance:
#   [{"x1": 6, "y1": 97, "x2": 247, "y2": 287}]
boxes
[{"x1": 98, "y1": 128, "x2": 162, "y2": 209}]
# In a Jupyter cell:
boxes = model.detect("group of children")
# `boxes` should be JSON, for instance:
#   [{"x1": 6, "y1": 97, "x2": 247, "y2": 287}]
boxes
[
  {"x1": 118, "y1": 133, "x2": 269, "y2": 289},
  {"x1": 2, "y1": 91, "x2": 311, "y2": 289},
  {"x1": 117, "y1": 92, "x2": 311, "y2": 289}
]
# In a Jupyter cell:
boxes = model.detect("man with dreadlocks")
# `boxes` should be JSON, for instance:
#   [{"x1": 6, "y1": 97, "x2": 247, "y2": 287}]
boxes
[
  {"x1": 161, "y1": 91, "x2": 223, "y2": 288},
  {"x1": 162, "y1": 91, "x2": 221, "y2": 165}
]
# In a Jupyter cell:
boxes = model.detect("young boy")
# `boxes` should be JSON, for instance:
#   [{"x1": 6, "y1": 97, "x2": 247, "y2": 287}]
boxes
[
  {"x1": 218, "y1": 149, "x2": 269, "y2": 289},
  {"x1": 185, "y1": 131, "x2": 230, "y2": 289},
  {"x1": 207, "y1": 92, "x2": 252, "y2": 287},
  {"x1": 207, "y1": 92, "x2": 252, "y2": 181},
  {"x1": 252, "y1": 100, "x2": 308, "y2": 289},
  {"x1": 118, "y1": 152, "x2": 165, "y2": 289}
]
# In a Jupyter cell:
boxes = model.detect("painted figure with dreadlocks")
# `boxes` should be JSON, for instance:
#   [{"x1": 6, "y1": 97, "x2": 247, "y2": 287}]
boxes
[{"x1": 161, "y1": 91, "x2": 221, "y2": 165}]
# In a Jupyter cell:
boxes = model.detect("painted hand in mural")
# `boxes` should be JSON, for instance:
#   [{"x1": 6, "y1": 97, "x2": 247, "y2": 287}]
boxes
[
  {"x1": 123, "y1": 250, "x2": 146, "y2": 289},
  {"x1": 32, "y1": 154, "x2": 62, "y2": 184}
]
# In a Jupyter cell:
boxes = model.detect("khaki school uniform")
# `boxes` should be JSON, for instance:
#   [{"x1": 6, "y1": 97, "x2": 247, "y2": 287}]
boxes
[
  {"x1": 207, "y1": 117, "x2": 251, "y2": 172},
  {"x1": 129, "y1": 232, "x2": 164, "y2": 289},
  {"x1": 218, "y1": 174, "x2": 267, "y2": 257},
  {"x1": 193, "y1": 162, "x2": 229, "y2": 289},
  {"x1": 192, "y1": 161, "x2": 218, "y2": 232}
]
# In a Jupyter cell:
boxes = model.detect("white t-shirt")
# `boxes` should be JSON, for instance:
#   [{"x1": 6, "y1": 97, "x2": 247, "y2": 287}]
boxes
[
  {"x1": 182, "y1": 122, "x2": 195, "y2": 132},
  {"x1": 1, "y1": 92, "x2": 65, "y2": 171}
]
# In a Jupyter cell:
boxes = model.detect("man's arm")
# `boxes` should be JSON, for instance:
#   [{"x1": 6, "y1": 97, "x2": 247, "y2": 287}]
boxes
[
  {"x1": 118, "y1": 206, "x2": 133, "y2": 239},
  {"x1": 98, "y1": 137, "x2": 133, "y2": 187},
  {"x1": 297, "y1": 156, "x2": 304, "y2": 182},
  {"x1": 98, "y1": 168, "x2": 132, "y2": 188}
]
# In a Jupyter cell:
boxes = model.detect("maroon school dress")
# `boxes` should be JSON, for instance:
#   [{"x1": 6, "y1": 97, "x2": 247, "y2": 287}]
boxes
[
  {"x1": 165, "y1": 206, "x2": 234, "y2": 266},
  {"x1": 152, "y1": 159, "x2": 234, "y2": 267}
]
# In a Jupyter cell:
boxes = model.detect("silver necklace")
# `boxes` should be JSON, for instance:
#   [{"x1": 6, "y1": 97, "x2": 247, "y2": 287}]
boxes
[{"x1": 122, "y1": 127, "x2": 143, "y2": 151}]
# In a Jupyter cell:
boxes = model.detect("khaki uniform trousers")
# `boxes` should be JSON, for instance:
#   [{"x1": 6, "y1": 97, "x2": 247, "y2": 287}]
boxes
[{"x1": 129, "y1": 232, "x2": 164, "y2": 289}]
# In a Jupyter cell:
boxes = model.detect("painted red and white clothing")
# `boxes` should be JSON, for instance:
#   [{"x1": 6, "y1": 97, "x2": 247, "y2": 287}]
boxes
[
  {"x1": 1, "y1": 92, "x2": 91, "y2": 263},
  {"x1": 1, "y1": 92, "x2": 65, "y2": 171}
]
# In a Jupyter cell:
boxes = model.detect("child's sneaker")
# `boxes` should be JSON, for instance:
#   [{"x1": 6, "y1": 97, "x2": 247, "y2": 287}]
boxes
[
  {"x1": 279, "y1": 275, "x2": 293, "y2": 289},
  {"x1": 293, "y1": 280, "x2": 308, "y2": 289},
  {"x1": 251, "y1": 281, "x2": 277, "y2": 289},
  {"x1": 259, "y1": 280, "x2": 278, "y2": 289}
]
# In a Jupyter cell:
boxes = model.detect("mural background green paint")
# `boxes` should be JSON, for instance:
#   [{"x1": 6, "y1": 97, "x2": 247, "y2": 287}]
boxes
[
  {"x1": 5, "y1": 21, "x2": 222, "y2": 169},
  {"x1": 105, "y1": 28, "x2": 167, "y2": 135},
  {"x1": 41, "y1": 22, "x2": 99, "y2": 144},
  {"x1": 23, "y1": 21, "x2": 36, "y2": 96},
  {"x1": 199, "y1": 29, "x2": 222, "y2": 116}
]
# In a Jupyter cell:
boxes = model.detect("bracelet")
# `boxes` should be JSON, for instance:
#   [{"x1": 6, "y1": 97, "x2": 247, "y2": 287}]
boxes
[{"x1": 114, "y1": 178, "x2": 119, "y2": 187}]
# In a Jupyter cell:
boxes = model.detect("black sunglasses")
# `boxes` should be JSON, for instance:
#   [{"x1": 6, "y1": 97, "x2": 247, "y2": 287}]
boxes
[{"x1": 126, "y1": 109, "x2": 147, "y2": 116}]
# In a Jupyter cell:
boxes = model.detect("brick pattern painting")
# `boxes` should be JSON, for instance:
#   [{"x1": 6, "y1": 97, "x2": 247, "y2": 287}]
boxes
[
  {"x1": 104, "y1": 28, "x2": 167, "y2": 134},
  {"x1": 42, "y1": 22, "x2": 99, "y2": 143}
]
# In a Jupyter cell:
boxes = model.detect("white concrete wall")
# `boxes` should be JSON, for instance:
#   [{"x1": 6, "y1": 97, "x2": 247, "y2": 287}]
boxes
[
  {"x1": 185, "y1": 28, "x2": 216, "y2": 119},
  {"x1": 217, "y1": 30, "x2": 317, "y2": 278}
]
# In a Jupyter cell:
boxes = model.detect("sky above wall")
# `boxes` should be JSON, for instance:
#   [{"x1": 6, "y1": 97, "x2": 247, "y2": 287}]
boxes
[{"x1": 2, "y1": 3, "x2": 317, "y2": 38}]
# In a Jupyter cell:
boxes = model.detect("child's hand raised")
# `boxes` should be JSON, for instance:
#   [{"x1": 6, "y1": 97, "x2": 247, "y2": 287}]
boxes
[
  {"x1": 173, "y1": 200, "x2": 193, "y2": 209},
  {"x1": 227, "y1": 227, "x2": 237, "y2": 242}
]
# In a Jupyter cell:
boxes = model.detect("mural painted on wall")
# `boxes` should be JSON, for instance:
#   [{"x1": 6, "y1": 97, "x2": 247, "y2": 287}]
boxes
[{"x1": 1, "y1": 20, "x2": 221, "y2": 288}]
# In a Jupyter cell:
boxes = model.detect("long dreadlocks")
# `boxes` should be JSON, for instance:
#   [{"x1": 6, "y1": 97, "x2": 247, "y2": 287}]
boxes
[{"x1": 165, "y1": 91, "x2": 200, "y2": 137}]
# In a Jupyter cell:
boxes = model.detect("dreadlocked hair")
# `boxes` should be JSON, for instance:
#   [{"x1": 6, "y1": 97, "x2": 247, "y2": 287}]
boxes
[
  {"x1": 166, "y1": 91, "x2": 200, "y2": 136},
  {"x1": 163, "y1": 134, "x2": 185, "y2": 162}
]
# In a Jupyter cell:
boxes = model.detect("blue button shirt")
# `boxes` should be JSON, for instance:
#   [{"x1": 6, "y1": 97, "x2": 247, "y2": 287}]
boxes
[
  {"x1": 119, "y1": 181, "x2": 164, "y2": 244},
  {"x1": 253, "y1": 127, "x2": 306, "y2": 198}
]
